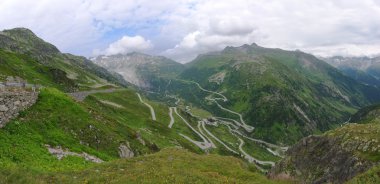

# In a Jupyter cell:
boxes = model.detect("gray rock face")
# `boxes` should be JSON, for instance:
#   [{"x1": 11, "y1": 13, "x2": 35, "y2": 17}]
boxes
[
  {"x1": 118, "y1": 143, "x2": 134, "y2": 158},
  {"x1": 0, "y1": 105, "x2": 9, "y2": 112},
  {"x1": 269, "y1": 135, "x2": 375, "y2": 184},
  {"x1": 46, "y1": 145, "x2": 103, "y2": 163},
  {"x1": 0, "y1": 88, "x2": 38, "y2": 127}
]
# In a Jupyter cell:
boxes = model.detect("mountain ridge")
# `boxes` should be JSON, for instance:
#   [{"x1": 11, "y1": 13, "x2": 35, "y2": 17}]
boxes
[{"x1": 0, "y1": 28, "x2": 128, "y2": 91}]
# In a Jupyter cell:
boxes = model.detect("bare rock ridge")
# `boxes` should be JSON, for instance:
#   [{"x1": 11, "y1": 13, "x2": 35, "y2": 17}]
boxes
[
  {"x1": 269, "y1": 135, "x2": 375, "y2": 184},
  {"x1": 269, "y1": 105, "x2": 380, "y2": 183}
]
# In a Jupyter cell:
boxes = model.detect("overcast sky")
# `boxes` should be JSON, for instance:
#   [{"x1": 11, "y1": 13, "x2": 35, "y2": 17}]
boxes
[{"x1": 1, "y1": 0, "x2": 379, "y2": 63}]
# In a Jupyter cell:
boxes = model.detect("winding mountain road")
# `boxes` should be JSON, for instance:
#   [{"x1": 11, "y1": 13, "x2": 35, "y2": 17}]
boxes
[
  {"x1": 160, "y1": 80, "x2": 287, "y2": 170},
  {"x1": 174, "y1": 107, "x2": 213, "y2": 150},
  {"x1": 201, "y1": 121, "x2": 239, "y2": 154},
  {"x1": 183, "y1": 80, "x2": 288, "y2": 167},
  {"x1": 238, "y1": 138, "x2": 275, "y2": 167},
  {"x1": 187, "y1": 81, "x2": 228, "y2": 102},
  {"x1": 136, "y1": 93, "x2": 156, "y2": 121},
  {"x1": 232, "y1": 129, "x2": 288, "y2": 152},
  {"x1": 188, "y1": 81, "x2": 254, "y2": 133}
]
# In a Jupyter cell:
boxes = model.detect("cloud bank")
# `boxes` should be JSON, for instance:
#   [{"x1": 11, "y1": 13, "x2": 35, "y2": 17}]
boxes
[
  {"x1": 102, "y1": 35, "x2": 153, "y2": 55},
  {"x1": 0, "y1": 0, "x2": 379, "y2": 62}
]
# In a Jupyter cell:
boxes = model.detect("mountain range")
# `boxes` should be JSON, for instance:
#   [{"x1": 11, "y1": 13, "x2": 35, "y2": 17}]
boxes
[
  {"x1": 1, "y1": 28, "x2": 380, "y2": 183},
  {"x1": 97, "y1": 43, "x2": 380, "y2": 144}
]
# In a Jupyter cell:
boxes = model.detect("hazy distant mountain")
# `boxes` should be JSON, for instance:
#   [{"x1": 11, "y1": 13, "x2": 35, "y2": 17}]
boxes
[
  {"x1": 92, "y1": 53, "x2": 184, "y2": 88},
  {"x1": 323, "y1": 56, "x2": 380, "y2": 87}
]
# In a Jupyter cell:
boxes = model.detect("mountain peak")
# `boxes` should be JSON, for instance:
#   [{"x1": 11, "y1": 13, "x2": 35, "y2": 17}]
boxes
[
  {"x1": 0, "y1": 27, "x2": 60, "y2": 57},
  {"x1": 250, "y1": 42, "x2": 258, "y2": 47},
  {"x1": 223, "y1": 43, "x2": 260, "y2": 51},
  {"x1": 2, "y1": 27, "x2": 38, "y2": 38}
]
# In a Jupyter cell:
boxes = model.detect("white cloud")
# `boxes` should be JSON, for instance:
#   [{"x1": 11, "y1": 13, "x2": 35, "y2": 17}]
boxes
[
  {"x1": 103, "y1": 35, "x2": 153, "y2": 55},
  {"x1": 301, "y1": 44, "x2": 380, "y2": 58},
  {"x1": 160, "y1": 0, "x2": 380, "y2": 62},
  {"x1": 163, "y1": 30, "x2": 260, "y2": 62},
  {"x1": 0, "y1": 0, "x2": 181, "y2": 56},
  {"x1": 0, "y1": 0, "x2": 379, "y2": 61}
]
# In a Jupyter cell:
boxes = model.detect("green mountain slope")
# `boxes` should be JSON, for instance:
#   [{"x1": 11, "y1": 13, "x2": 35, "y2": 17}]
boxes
[
  {"x1": 0, "y1": 49, "x2": 77, "y2": 91},
  {"x1": 0, "y1": 28, "x2": 128, "y2": 91},
  {"x1": 163, "y1": 44, "x2": 380, "y2": 144},
  {"x1": 270, "y1": 104, "x2": 380, "y2": 183}
]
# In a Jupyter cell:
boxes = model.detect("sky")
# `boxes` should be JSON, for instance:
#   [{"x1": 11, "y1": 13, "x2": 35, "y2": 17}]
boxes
[{"x1": 1, "y1": 0, "x2": 380, "y2": 63}]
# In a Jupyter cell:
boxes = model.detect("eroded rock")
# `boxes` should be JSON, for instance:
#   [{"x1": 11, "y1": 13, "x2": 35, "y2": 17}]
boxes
[{"x1": 118, "y1": 143, "x2": 134, "y2": 158}]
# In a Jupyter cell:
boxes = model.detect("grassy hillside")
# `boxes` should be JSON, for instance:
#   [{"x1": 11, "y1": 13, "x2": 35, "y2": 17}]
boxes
[
  {"x1": 0, "y1": 88, "x2": 159, "y2": 172},
  {"x1": 83, "y1": 90, "x2": 205, "y2": 153},
  {"x1": 0, "y1": 86, "x2": 287, "y2": 183},
  {"x1": 0, "y1": 148, "x2": 290, "y2": 184},
  {"x1": 0, "y1": 86, "x2": 219, "y2": 171}
]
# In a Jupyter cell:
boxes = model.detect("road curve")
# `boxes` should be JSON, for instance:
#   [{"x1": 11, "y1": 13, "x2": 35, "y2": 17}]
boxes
[
  {"x1": 201, "y1": 121, "x2": 239, "y2": 154},
  {"x1": 136, "y1": 93, "x2": 156, "y2": 121},
  {"x1": 173, "y1": 108, "x2": 214, "y2": 150},
  {"x1": 212, "y1": 103, "x2": 255, "y2": 133},
  {"x1": 232, "y1": 129, "x2": 288, "y2": 152},
  {"x1": 179, "y1": 134, "x2": 213, "y2": 150},
  {"x1": 168, "y1": 107, "x2": 175, "y2": 128},
  {"x1": 188, "y1": 81, "x2": 254, "y2": 133},
  {"x1": 197, "y1": 121, "x2": 217, "y2": 148},
  {"x1": 238, "y1": 138, "x2": 275, "y2": 167}
]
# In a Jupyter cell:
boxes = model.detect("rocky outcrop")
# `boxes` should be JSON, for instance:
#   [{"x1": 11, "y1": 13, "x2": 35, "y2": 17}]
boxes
[
  {"x1": 118, "y1": 143, "x2": 134, "y2": 158},
  {"x1": 0, "y1": 87, "x2": 38, "y2": 127},
  {"x1": 269, "y1": 135, "x2": 375, "y2": 184},
  {"x1": 46, "y1": 145, "x2": 103, "y2": 163}
]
